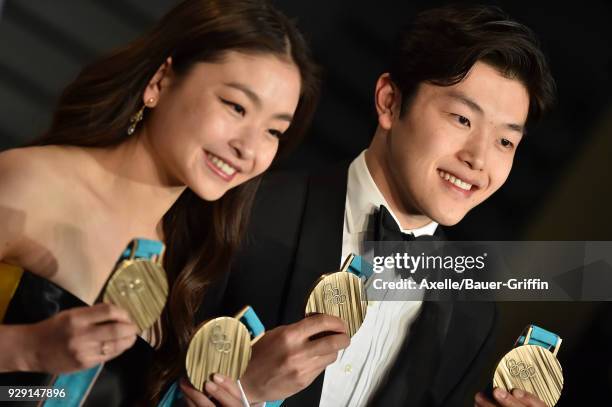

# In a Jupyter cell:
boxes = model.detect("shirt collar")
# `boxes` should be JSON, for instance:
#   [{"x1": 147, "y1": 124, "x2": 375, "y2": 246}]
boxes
[{"x1": 345, "y1": 150, "x2": 438, "y2": 237}]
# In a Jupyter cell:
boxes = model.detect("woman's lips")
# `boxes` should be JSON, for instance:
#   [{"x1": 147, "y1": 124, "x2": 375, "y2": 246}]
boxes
[{"x1": 204, "y1": 151, "x2": 237, "y2": 182}]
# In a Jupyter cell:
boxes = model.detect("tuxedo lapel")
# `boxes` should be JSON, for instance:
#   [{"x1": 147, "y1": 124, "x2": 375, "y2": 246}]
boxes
[
  {"x1": 368, "y1": 301, "x2": 452, "y2": 406},
  {"x1": 425, "y1": 229, "x2": 496, "y2": 403},
  {"x1": 368, "y1": 300, "x2": 495, "y2": 406},
  {"x1": 430, "y1": 301, "x2": 496, "y2": 405},
  {"x1": 280, "y1": 163, "x2": 349, "y2": 407}
]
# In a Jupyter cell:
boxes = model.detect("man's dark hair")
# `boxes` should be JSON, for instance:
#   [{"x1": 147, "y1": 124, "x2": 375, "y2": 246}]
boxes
[{"x1": 389, "y1": 5, "x2": 556, "y2": 123}]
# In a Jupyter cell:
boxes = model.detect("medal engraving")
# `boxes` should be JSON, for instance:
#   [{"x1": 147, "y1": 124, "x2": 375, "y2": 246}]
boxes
[
  {"x1": 210, "y1": 324, "x2": 232, "y2": 353},
  {"x1": 324, "y1": 283, "x2": 347, "y2": 305},
  {"x1": 506, "y1": 358, "x2": 537, "y2": 380},
  {"x1": 116, "y1": 277, "x2": 145, "y2": 296}
]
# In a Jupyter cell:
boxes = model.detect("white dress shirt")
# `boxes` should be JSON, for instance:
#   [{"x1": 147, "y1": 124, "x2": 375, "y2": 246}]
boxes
[{"x1": 319, "y1": 150, "x2": 438, "y2": 407}]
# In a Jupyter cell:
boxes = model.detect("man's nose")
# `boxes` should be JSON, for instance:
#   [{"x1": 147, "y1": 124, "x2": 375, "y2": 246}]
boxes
[{"x1": 457, "y1": 130, "x2": 488, "y2": 171}]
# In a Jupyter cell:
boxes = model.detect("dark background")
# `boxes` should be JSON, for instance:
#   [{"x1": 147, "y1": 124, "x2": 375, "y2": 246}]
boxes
[{"x1": 1, "y1": 1, "x2": 610, "y2": 405}]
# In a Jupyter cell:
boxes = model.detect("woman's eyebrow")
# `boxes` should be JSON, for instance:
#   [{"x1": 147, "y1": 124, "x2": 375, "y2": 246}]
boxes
[
  {"x1": 224, "y1": 82, "x2": 294, "y2": 122},
  {"x1": 224, "y1": 82, "x2": 261, "y2": 107}
]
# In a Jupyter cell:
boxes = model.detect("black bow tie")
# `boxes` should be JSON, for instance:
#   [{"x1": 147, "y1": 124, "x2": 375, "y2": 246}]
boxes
[{"x1": 373, "y1": 205, "x2": 437, "y2": 241}]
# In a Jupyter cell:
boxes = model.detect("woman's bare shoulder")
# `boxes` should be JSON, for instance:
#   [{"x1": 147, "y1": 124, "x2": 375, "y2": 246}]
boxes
[
  {"x1": 0, "y1": 146, "x2": 81, "y2": 261},
  {"x1": 0, "y1": 146, "x2": 75, "y2": 197},
  {"x1": 0, "y1": 147, "x2": 50, "y2": 200},
  {"x1": 0, "y1": 146, "x2": 82, "y2": 227}
]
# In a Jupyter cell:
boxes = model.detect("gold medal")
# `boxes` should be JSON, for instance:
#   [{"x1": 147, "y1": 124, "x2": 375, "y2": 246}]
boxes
[
  {"x1": 102, "y1": 239, "x2": 168, "y2": 332},
  {"x1": 185, "y1": 306, "x2": 264, "y2": 391},
  {"x1": 305, "y1": 254, "x2": 368, "y2": 337},
  {"x1": 493, "y1": 325, "x2": 563, "y2": 406}
]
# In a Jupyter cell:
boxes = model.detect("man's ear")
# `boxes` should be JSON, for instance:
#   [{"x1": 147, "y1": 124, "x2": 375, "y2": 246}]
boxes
[
  {"x1": 374, "y1": 73, "x2": 401, "y2": 131},
  {"x1": 142, "y1": 57, "x2": 173, "y2": 107}
]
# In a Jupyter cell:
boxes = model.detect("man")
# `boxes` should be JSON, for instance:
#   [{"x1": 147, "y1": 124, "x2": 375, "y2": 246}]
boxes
[{"x1": 198, "y1": 5, "x2": 556, "y2": 406}]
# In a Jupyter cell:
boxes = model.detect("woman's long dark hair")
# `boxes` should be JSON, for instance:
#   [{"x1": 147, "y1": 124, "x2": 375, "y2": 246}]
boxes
[{"x1": 29, "y1": 0, "x2": 319, "y2": 402}]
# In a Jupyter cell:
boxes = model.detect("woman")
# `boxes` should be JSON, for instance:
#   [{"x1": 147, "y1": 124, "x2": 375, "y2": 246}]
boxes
[{"x1": 0, "y1": 0, "x2": 323, "y2": 405}]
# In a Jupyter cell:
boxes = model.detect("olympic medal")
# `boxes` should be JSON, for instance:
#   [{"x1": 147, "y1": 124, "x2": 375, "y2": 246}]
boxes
[
  {"x1": 305, "y1": 271, "x2": 367, "y2": 338},
  {"x1": 493, "y1": 344, "x2": 563, "y2": 406},
  {"x1": 186, "y1": 317, "x2": 252, "y2": 391},
  {"x1": 102, "y1": 258, "x2": 168, "y2": 332}
]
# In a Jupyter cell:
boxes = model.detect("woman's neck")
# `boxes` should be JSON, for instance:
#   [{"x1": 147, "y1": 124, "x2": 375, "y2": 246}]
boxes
[{"x1": 80, "y1": 136, "x2": 186, "y2": 233}]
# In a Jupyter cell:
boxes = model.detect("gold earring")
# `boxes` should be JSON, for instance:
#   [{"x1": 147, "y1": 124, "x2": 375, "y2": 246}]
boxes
[{"x1": 126, "y1": 98, "x2": 155, "y2": 136}]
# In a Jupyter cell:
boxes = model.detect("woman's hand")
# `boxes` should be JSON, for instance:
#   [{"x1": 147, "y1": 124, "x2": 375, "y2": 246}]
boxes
[
  {"x1": 25, "y1": 302, "x2": 138, "y2": 373},
  {"x1": 179, "y1": 375, "x2": 244, "y2": 407}
]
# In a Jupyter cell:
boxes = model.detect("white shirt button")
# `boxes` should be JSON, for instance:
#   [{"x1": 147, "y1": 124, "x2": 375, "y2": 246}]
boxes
[{"x1": 344, "y1": 364, "x2": 352, "y2": 374}]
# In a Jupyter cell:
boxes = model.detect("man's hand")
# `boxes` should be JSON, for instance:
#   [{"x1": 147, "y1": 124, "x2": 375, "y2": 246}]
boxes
[
  {"x1": 240, "y1": 314, "x2": 350, "y2": 403},
  {"x1": 475, "y1": 388, "x2": 548, "y2": 407}
]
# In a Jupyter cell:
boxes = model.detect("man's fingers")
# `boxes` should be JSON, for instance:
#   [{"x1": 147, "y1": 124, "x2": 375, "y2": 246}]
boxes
[
  {"x1": 312, "y1": 351, "x2": 340, "y2": 370},
  {"x1": 294, "y1": 314, "x2": 347, "y2": 339},
  {"x1": 304, "y1": 332, "x2": 349, "y2": 357},
  {"x1": 510, "y1": 389, "x2": 547, "y2": 407},
  {"x1": 304, "y1": 349, "x2": 342, "y2": 376},
  {"x1": 476, "y1": 388, "x2": 543, "y2": 407},
  {"x1": 493, "y1": 388, "x2": 528, "y2": 407},
  {"x1": 475, "y1": 392, "x2": 499, "y2": 407}
]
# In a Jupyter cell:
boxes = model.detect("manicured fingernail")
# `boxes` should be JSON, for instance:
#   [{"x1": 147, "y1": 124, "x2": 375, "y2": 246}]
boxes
[
  {"x1": 213, "y1": 374, "x2": 224, "y2": 384},
  {"x1": 205, "y1": 381, "x2": 218, "y2": 392},
  {"x1": 494, "y1": 388, "x2": 508, "y2": 399},
  {"x1": 513, "y1": 388, "x2": 524, "y2": 398}
]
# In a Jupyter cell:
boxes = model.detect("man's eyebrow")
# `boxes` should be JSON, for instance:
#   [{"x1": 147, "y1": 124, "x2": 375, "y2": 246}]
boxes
[
  {"x1": 224, "y1": 82, "x2": 293, "y2": 123},
  {"x1": 447, "y1": 91, "x2": 484, "y2": 115},
  {"x1": 447, "y1": 91, "x2": 525, "y2": 136}
]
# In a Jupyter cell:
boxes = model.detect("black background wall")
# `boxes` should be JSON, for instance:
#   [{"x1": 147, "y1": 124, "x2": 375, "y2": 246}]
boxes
[{"x1": 1, "y1": 1, "x2": 610, "y2": 405}]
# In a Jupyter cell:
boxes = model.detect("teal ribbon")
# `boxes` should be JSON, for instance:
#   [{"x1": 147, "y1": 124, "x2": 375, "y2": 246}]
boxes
[
  {"x1": 517, "y1": 324, "x2": 560, "y2": 352},
  {"x1": 347, "y1": 255, "x2": 373, "y2": 279}
]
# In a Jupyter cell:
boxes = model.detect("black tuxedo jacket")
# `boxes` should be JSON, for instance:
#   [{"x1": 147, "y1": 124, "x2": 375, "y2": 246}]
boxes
[{"x1": 198, "y1": 163, "x2": 499, "y2": 407}]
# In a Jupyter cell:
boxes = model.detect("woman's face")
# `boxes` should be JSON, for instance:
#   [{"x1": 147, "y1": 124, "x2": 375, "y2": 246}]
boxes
[{"x1": 143, "y1": 51, "x2": 302, "y2": 200}]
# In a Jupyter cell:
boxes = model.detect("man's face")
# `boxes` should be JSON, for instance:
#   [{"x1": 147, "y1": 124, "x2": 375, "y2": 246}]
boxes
[{"x1": 380, "y1": 61, "x2": 529, "y2": 226}]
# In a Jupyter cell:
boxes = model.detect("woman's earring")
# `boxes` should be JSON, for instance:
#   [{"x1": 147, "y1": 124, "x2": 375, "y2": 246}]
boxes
[{"x1": 127, "y1": 98, "x2": 155, "y2": 135}]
